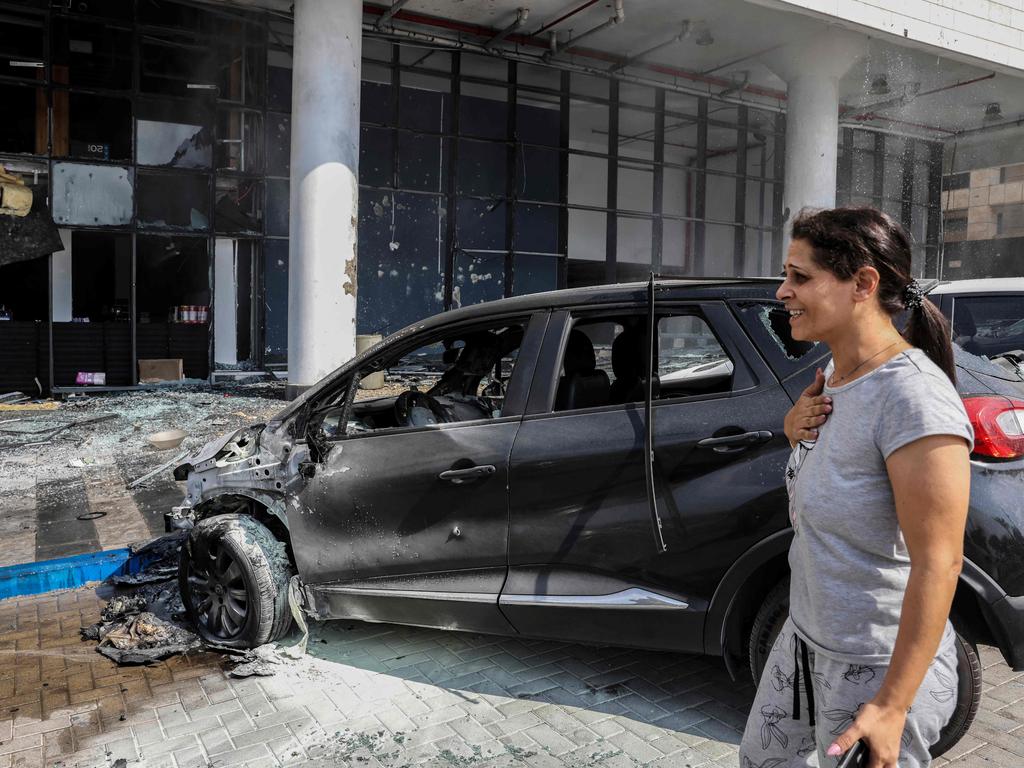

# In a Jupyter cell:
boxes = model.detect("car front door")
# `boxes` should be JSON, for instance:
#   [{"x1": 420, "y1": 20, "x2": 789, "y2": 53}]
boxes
[
  {"x1": 502, "y1": 302, "x2": 792, "y2": 652},
  {"x1": 288, "y1": 312, "x2": 548, "y2": 635}
]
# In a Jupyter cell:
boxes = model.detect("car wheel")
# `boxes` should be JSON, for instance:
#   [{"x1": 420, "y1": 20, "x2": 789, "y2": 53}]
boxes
[
  {"x1": 179, "y1": 514, "x2": 294, "y2": 648},
  {"x1": 748, "y1": 578, "x2": 982, "y2": 758}
]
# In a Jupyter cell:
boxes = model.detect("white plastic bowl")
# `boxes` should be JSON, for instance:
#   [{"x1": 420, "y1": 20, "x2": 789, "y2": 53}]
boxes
[{"x1": 147, "y1": 429, "x2": 187, "y2": 450}]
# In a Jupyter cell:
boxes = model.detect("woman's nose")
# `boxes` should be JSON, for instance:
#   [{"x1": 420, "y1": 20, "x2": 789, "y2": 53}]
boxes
[{"x1": 776, "y1": 281, "x2": 791, "y2": 301}]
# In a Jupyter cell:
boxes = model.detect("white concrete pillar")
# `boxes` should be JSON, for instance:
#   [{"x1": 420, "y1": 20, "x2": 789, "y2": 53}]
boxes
[
  {"x1": 762, "y1": 31, "x2": 864, "y2": 254},
  {"x1": 287, "y1": 0, "x2": 362, "y2": 397}
]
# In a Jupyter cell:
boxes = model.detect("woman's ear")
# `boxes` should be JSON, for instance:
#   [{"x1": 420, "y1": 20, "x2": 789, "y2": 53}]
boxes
[{"x1": 852, "y1": 266, "x2": 881, "y2": 303}]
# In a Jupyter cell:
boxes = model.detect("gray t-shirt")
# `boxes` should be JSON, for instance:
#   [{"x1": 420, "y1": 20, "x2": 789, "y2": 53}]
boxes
[{"x1": 787, "y1": 348, "x2": 974, "y2": 664}]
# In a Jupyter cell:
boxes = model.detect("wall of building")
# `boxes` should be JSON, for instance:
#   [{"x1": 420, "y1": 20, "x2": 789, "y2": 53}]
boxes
[{"x1": 761, "y1": 0, "x2": 1024, "y2": 70}]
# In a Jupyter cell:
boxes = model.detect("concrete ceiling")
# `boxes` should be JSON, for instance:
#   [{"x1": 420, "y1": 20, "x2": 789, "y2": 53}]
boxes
[{"x1": 216, "y1": 0, "x2": 1024, "y2": 139}]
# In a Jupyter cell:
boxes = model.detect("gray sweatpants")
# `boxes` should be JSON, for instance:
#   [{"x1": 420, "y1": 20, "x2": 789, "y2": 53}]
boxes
[{"x1": 738, "y1": 618, "x2": 959, "y2": 768}]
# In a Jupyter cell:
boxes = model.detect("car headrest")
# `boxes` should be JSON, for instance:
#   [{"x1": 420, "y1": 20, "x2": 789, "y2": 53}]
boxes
[
  {"x1": 611, "y1": 326, "x2": 645, "y2": 381},
  {"x1": 563, "y1": 329, "x2": 597, "y2": 375},
  {"x1": 954, "y1": 304, "x2": 977, "y2": 337}
]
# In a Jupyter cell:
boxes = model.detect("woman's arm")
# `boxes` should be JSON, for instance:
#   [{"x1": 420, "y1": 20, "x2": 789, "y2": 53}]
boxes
[{"x1": 828, "y1": 433, "x2": 971, "y2": 768}]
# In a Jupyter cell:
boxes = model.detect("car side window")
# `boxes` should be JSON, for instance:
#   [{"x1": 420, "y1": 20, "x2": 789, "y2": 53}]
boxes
[
  {"x1": 313, "y1": 323, "x2": 525, "y2": 439},
  {"x1": 551, "y1": 312, "x2": 734, "y2": 413}
]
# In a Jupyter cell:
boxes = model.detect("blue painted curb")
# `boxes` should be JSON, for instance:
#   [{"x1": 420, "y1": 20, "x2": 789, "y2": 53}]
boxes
[{"x1": 0, "y1": 547, "x2": 164, "y2": 600}]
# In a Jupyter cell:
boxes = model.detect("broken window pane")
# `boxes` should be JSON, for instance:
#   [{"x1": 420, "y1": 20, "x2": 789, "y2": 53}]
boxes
[
  {"x1": 266, "y1": 179, "x2": 289, "y2": 237},
  {"x1": 263, "y1": 239, "x2": 288, "y2": 364},
  {"x1": 0, "y1": 83, "x2": 42, "y2": 155},
  {"x1": 512, "y1": 254, "x2": 558, "y2": 296},
  {"x1": 0, "y1": 256, "x2": 48, "y2": 322},
  {"x1": 137, "y1": 99, "x2": 213, "y2": 168},
  {"x1": 63, "y1": 92, "x2": 132, "y2": 161},
  {"x1": 454, "y1": 252, "x2": 505, "y2": 308},
  {"x1": 70, "y1": 231, "x2": 132, "y2": 323},
  {"x1": 140, "y1": 32, "x2": 216, "y2": 97},
  {"x1": 136, "y1": 234, "x2": 211, "y2": 379},
  {"x1": 0, "y1": 7, "x2": 44, "y2": 74},
  {"x1": 213, "y1": 23, "x2": 264, "y2": 105},
  {"x1": 266, "y1": 113, "x2": 290, "y2": 177},
  {"x1": 137, "y1": 171, "x2": 211, "y2": 230},
  {"x1": 52, "y1": 162, "x2": 133, "y2": 226},
  {"x1": 267, "y1": 48, "x2": 292, "y2": 112},
  {"x1": 51, "y1": 18, "x2": 133, "y2": 90},
  {"x1": 215, "y1": 178, "x2": 262, "y2": 235},
  {"x1": 733, "y1": 300, "x2": 822, "y2": 379},
  {"x1": 358, "y1": 192, "x2": 444, "y2": 336},
  {"x1": 216, "y1": 108, "x2": 263, "y2": 173}
]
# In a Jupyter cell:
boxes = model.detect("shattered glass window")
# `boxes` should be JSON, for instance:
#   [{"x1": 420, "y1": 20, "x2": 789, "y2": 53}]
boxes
[
  {"x1": 137, "y1": 100, "x2": 213, "y2": 169},
  {"x1": 732, "y1": 300, "x2": 825, "y2": 380},
  {"x1": 137, "y1": 171, "x2": 211, "y2": 230}
]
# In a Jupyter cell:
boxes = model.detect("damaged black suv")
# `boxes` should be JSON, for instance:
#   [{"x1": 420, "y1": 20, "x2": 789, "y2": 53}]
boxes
[{"x1": 174, "y1": 279, "x2": 1024, "y2": 753}]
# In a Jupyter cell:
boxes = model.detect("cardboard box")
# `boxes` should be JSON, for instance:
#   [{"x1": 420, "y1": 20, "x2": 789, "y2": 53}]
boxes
[{"x1": 138, "y1": 358, "x2": 184, "y2": 383}]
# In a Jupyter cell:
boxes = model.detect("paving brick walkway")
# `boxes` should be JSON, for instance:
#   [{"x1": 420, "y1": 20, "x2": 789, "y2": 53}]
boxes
[{"x1": 0, "y1": 586, "x2": 1022, "y2": 768}]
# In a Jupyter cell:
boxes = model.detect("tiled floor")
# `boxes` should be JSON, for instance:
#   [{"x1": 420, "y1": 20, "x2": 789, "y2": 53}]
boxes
[{"x1": 1, "y1": 585, "x2": 1021, "y2": 768}]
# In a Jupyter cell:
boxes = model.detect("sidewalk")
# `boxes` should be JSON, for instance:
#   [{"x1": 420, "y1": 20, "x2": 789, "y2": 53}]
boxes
[{"x1": 1, "y1": 585, "x2": 1021, "y2": 768}]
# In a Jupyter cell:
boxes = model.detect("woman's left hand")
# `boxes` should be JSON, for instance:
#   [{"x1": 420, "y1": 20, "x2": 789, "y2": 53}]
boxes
[{"x1": 827, "y1": 700, "x2": 907, "y2": 768}]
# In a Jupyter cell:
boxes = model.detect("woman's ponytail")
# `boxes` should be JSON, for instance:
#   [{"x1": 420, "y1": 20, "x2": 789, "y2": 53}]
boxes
[{"x1": 902, "y1": 296, "x2": 956, "y2": 385}]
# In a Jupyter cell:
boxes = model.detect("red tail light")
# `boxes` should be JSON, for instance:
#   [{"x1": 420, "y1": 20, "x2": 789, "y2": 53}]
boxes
[{"x1": 962, "y1": 395, "x2": 1024, "y2": 459}]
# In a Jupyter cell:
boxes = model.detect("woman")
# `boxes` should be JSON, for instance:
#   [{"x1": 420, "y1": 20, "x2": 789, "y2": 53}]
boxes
[{"x1": 738, "y1": 207, "x2": 972, "y2": 768}]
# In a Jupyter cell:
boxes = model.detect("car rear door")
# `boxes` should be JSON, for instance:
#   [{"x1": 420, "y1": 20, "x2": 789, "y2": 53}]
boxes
[{"x1": 502, "y1": 301, "x2": 793, "y2": 652}]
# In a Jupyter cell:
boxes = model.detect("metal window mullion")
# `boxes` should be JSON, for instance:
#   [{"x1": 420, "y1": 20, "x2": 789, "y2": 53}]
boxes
[
  {"x1": 873, "y1": 132, "x2": 885, "y2": 206},
  {"x1": 557, "y1": 70, "x2": 569, "y2": 289},
  {"x1": 733, "y1": 105, "x2": 747, "y2": 277},
  {"x1": 651, "y1": 88, "x2": 664, "y2": 273},
  {"x1": 392, "y1": 43, "x2": 400, "y2": 191},
  {"x1": 605, "y1": 79, "x2": 618, "y2": 285},
  {"x1": 926, "y1": 142, "x2": 944, "y2": 278},
  {"x1": 900, "y1": 139, "x2": 916, "y2": 234},
  {"x1": 504, "y1": 60, "x2": 517, "y2": 298},
  {"x1": 443, "y1": 52, "x2": 461, "y2": 310},
  {"x1": 693, "y1": 97, "x2": 707, "y2": 276},
  {"x1": 771, "y1": 112, "x2": 785, "y2": 275},
  {"x1": 130, "y1": 1, "x2": 141, "y2": 385},
  {"x1": 838, "y1": 128, "x2": 853, "y2": 206}
]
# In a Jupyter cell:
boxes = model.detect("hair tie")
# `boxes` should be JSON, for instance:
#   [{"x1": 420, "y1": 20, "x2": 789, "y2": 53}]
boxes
[{"x1": 902, "y1": 282, "x2": 924, "y2": 311}]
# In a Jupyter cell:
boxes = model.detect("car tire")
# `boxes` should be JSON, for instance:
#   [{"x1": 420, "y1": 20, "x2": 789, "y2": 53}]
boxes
[
  {"x1": 748, "y1": 578, "x2": 982, "y2": 758},
  {"x1": 179, "y1": 514, "x2": 294, "y2": 649}
]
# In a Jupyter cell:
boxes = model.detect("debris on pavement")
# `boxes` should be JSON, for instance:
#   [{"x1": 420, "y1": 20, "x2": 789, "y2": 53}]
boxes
[
  {"x1": 146, "y1": 428, "x2": 187, "y2": 450},
  {"x1": 125, "y1": 449, "x2": 190, "y2": 490},
  {"x1": 225, "y1": 643, "x2": 290, "y2": 677},
  {"x1": 108, "y1": 531, "x2": 186, "y2": 586},
  {"x1": 93, "y1": 611, "x2": 201, "y2": 665}
]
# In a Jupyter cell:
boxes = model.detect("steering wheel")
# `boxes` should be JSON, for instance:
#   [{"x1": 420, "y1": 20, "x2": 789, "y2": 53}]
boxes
[{"x1": 394, "y1": 390, "x2": 452, "y2": 427}]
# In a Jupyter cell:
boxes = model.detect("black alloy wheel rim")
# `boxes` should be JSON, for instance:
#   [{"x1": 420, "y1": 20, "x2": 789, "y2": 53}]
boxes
[{"x1": 188, "y1": 542, "x2": 249, "y2": 639}]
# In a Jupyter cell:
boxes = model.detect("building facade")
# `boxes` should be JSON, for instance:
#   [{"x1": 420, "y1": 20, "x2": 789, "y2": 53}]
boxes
[{"x1": 0, "y1": 0, "x2": 1021, "y2": 394}]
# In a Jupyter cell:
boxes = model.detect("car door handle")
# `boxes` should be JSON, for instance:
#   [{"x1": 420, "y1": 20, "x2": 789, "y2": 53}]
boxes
[
  {"x1": 438, "y1": 465, "x2": 497, "y2": 484},
  {"x1": 697, "y1": 430, "x2": 773, "y2": 453}
]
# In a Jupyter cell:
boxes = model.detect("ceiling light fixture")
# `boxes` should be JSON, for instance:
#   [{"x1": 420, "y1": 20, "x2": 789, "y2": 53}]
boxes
[
  {"x1": 696, "y1": 29, "x2": 714, "y2": 46},
  {"x1": 985, "y1": 102, "x2": 1003, "y2": 121}
]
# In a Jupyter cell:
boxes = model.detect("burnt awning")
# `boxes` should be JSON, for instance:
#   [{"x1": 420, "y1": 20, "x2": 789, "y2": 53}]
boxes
[{"x1": 0, "y1": 185, "x2": 64, "y2": 268}]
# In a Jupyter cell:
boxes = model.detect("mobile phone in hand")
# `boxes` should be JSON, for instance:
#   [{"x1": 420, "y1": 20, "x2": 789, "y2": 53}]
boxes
[{"x1": 835, "y1": 740, "x2": 868, "y2": 768}]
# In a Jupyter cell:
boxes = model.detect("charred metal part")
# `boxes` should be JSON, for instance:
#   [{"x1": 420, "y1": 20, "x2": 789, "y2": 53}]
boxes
[{"x1": 172, "y1": 422, "x2": 306, "y2": 538}]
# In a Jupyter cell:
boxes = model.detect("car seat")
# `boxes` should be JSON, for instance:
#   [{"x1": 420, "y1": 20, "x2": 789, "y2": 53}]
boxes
[
  {"x1": 953, "y1": 303, "x2": 982, "y2": 355},
  {"x1": 555, "y1": 329, "x2": 610, "y2": 410}
]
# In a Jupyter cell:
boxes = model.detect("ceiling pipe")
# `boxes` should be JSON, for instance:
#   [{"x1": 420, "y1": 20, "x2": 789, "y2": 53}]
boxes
[
  {"x1": 485, "y1": 8, "x2": 530, "y2": 51},
  {"x1": 543, "y1": 0, "x2": 624, "y2": 62},
  {"x1": 532, "y1": 0, "x2": 601, "y2": 39},
  {"x1": 362, "y1": 5, "x2": 969, "y2": 138},
  {"x1": 608, "y1": 21, "x2": 690, "y2": 73},
  {"x1": 842, "y1": 72, "x2": 996, "y2": 118},
  {"x1": 375, "y1": 0, "x2": 413, "y2": 30}
]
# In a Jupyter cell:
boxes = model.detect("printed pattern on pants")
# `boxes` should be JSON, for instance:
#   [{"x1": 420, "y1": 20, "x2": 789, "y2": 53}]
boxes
[{"x1": 739, "y1": 618, "x2": 958, "y2": 767}]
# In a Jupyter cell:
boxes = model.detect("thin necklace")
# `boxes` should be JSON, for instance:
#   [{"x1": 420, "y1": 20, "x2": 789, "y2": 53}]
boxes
[{"x1": 829, "y1": 340, "x2": 902, "y2": 387}]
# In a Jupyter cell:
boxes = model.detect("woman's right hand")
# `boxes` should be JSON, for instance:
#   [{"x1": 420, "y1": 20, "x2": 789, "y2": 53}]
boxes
[{"x1": 784, "y1": 368, "x2": 831, "y2": 447}]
